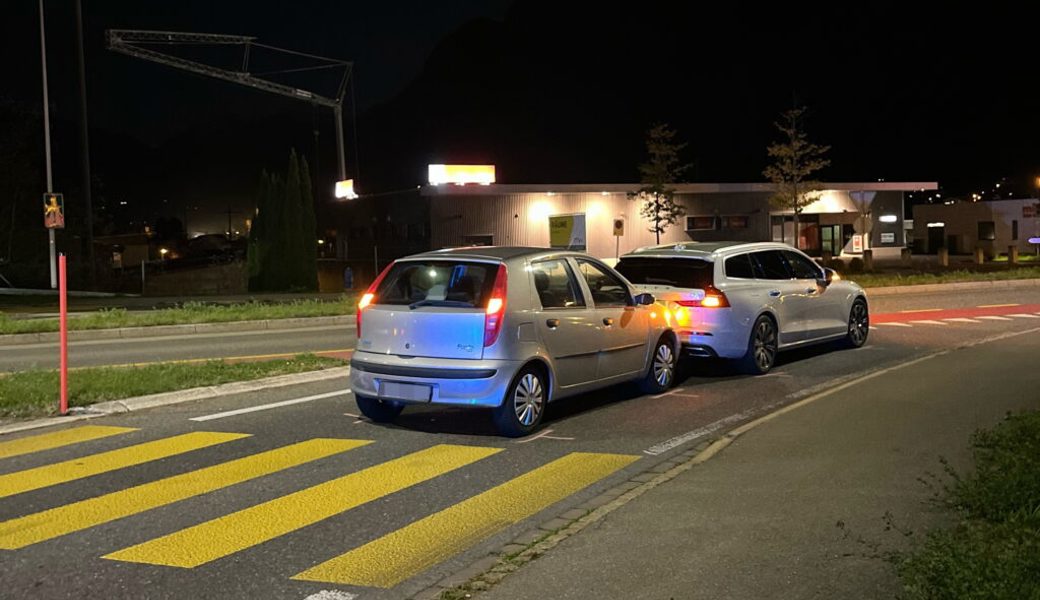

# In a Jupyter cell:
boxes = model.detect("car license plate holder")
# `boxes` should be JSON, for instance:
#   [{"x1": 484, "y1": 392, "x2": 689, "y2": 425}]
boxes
[{"x1": 378, "y1": 380, "x2": 432, "y2": 402}]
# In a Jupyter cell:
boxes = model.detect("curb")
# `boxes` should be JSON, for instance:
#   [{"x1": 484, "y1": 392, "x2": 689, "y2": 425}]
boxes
[
  {"x1": 0, "y1": 315, "x2": 354, "y2": 346},
  {"x1": 0, "y1": 366, "x2": 349, "y2": 436},
  {"x1": 864, "y1": 277, "x2": 1040, "y2": 296}
]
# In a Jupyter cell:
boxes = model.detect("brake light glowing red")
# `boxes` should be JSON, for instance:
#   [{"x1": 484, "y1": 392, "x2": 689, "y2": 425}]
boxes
[
  {"x1": 675, "y1": 286, "x2": 730, "y2": 308},
  {"x1": 357, "y1": 262, "x2": 394, "y2": 337},
  {"x1": 484, "y1": 264, "x2": 508, "y2": 347}
]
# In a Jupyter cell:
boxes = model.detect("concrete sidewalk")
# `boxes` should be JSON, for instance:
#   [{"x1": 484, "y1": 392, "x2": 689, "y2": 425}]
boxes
[{"x1": 480, "y1": 330, "x2": 1040, "y2": 599}]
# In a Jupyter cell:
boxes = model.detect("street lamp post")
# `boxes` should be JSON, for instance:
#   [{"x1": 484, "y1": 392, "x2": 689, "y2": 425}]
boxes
[{"x1": 38, "y1": 0, "x2": 56, "y2": 289}]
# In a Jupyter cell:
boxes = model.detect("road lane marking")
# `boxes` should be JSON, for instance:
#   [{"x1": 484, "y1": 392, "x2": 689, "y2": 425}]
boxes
[
  {"x1": 292, "y1": 452, "x2": 639, "y2": 588},
  {"x1": 977, "y1": 303, "x2": 1020, "y2": 308},
  {"x1": 0, "y1": 438, "x2": 367, "y2": 550},
  {"x1": 190, "y1": 391, "x2": 350, "y2": 422},
  {"x1": 516, "y1": 429, "x2": 556, "y2": 443},
  {"x1": 876, "y1": 322, "x2": 913, "y2": 328},
  {"x1": 1007, "y1": 313, "x2": 1040, "y2": 318},
  {"x1": 0, "y1": 431, "x2": 248, "y2": 499},
  {"x1": 303, "y1": 591, "x2": 357, "y2": 600},
  {"x1": 644, "y1": 412, "x2": 753, "y2": 455},
  {"x1": 944, "y1": 317, "x2": 981, "y2": 323},
  {"x1": 977, "y1": 315, "x2": 1013, "y2": 321},
  {"x1": 0, "y1": 425, "x2": 136, "y2": 460},
  {"x1": 105, "y1": 444, "x2": 501, "y2": 568},
  {"x1": 908, "y1": 320, "x2": 948, "y2": 325},
  {"x1": 899, "y1": 308, "x2": 942, "y2": 313}
]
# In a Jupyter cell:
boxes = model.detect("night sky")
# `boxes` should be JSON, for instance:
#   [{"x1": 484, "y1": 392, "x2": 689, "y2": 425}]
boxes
[{"x1": 4, "y1": 1, "x2": 1040, "y2": 235}]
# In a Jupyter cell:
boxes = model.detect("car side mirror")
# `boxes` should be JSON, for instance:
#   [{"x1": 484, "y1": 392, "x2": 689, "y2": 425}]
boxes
[
  {"x1": 633, "y1": 292, "x2": 655, "y2": 305},
  {"x1": 818, "y1": 267, "x2": 837, "y2": 287}
]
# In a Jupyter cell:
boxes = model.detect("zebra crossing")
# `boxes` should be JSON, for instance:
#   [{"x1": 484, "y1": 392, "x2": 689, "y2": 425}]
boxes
[{"x1": 0, "y1": 425, "x2": 639, "y2": 592}]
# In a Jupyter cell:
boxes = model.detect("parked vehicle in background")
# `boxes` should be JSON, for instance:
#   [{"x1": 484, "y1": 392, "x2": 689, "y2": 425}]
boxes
[
  {"x1": 351, "y1": 246, "x2": 679, "y2": 436},
  {"x1": 615, "y1": 242, "x2": 869, "y2": 374}
]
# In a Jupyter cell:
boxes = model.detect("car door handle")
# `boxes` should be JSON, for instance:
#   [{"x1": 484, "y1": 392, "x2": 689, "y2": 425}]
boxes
[
  {"x1": 602, "y1": 317, "x2": 614, "y2": 326},
  {"x1": 768, "y1": 290, "x2": 781, "y2": 297},
  {"x1": 546, "y1": 318, "x2": 560, "y2": 329}
]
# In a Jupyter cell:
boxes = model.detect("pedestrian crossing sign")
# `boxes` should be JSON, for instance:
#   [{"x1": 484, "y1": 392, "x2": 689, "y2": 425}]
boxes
[{"x1": 43, "y1": 193, "x2": 64, "y2": 229}]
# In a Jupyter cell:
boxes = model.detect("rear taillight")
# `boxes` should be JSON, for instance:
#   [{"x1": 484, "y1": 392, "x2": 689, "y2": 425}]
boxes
[
  {"x1": 675, "y1": 286, "x2": 730, "y2": 309},
  {"x1": 483, "y1": 264, "x2": 508, "y2": 347},
  {"x1": 357, "y1": 262, "x2": 394, "y2": 338}
]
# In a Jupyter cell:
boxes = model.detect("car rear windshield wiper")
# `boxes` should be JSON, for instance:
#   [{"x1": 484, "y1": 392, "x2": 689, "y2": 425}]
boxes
[{"x1": 408, "y1": 299, "x2": 476, "y2": 310}]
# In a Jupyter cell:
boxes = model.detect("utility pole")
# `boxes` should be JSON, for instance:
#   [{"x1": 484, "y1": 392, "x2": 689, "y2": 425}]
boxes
[
  {"x1": 74, "y1": 0, "x2": 96, "y2": 288},
  {"x1": 39, "y1": 0, "x2": 56, "y2": 289}
]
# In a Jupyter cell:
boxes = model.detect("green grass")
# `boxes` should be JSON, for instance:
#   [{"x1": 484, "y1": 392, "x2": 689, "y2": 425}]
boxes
[
  {"x1": 894, "y1": 411, "x2": 1040, "y2": 599},
  {"x1": 849, "y1": 267, "x2": 1040, "y2": 288},
  {"x1": 0, "y1": 296, "x2": 355, "y2": 335},
  {"x1": 0, "y1": 354, "x2": 346, "y2": 419}
]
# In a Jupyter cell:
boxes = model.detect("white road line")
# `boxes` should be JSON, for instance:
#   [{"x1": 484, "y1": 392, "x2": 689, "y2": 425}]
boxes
[
  {"x1": 304, "y1": 591, "x2": 357, "y2": 600},
  {"x1": 516, "y1": 428, "x2": 556, "y2": 444},
  {"x1": 644, "y1": 412, "x2": 751, "y2": 455},
  {"x1": 189, "y1": 390, "x2": 350, "y2": 422},
  {"x1": 978, "y1": 303, "x2": 1020, "y2": 308},
  {"x1": 909, "y1": 319, "x2": 948, "y2": 325},
  {"x1": 944, "y1": 317, "x2": 981, "y2": 323},
  {"x1": 541, "y1": 435, "x2": 576, "y2": 441},
  {"x1": 0, "y1": 325, "x2": 354, "y2": 352},
  {"x1": 1008, "y1": 313, "x2": 1040, "y2": 319},
  {"x1": 977, "y1": 315, "x2": 1013, "y2": 321},
  {"x1": 869, "y1": 326, "x2": 878, "y2": 330},
  {"x1": 899, "y1": 308, "x2": 942, "y2": 313},
  {"x1": 876, "y1": 322, "x2": 913, "y2": 328}
]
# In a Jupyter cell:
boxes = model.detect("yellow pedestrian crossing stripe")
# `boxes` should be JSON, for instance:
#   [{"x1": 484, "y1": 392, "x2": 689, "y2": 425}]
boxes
[
  {"x1": 0, "y1": 438, "x2": 367, "y2": 550},
  {"x1": 0, "y1": 431, "x2": 248, "y2": 499},
  {"x1": 293, "y1": 452, "x2": 639, "y2": 588},
  {"x1": 104, "y1": 444, "x2": 501, "y2": 568},
  {"x1": 0, "y1": 425, "x2": 136, "y2": 460}
]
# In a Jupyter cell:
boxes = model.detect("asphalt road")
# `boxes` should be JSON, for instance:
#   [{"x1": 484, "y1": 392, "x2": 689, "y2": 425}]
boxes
[
  {"x1": 2, "y1": 286, "x2": 1038, "y2": 372},
  {"x1": 0, "y1": 286, "x2": 1038, "y2": 599}
]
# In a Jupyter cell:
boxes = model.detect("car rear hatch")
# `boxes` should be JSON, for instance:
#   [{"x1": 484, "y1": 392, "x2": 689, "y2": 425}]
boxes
[
  {"x1": 615, "y1": 255, "x2": 726, "y2": 330},
  {"x1": 358, "y1": 259, "x2": 503, "y2": 360}
]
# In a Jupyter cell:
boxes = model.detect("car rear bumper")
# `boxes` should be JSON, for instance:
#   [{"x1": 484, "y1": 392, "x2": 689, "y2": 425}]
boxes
[
  {"x1": 350, "y1": 351, "x2": 521, "y2": 408},
  {"x1": 674, "y1": 310, "x2": 749, "y2": 359}
]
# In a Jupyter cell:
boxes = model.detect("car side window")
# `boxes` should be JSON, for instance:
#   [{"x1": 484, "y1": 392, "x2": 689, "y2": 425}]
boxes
[
  {"x1": 530, "y1": 259, "x2": 585, "y2": 309},
  {"x1": 724, "y1": 254, "x2": 755, "y2": 279},
  {"x1": 751, "y1": 250, "x2": 792, "y2": 280},
  {"x1": 782, "y1": 250, "x2": 823, "y2": 280},
  {"x1": 576, "y1": 259, "x2": 631, "y2": 307}
]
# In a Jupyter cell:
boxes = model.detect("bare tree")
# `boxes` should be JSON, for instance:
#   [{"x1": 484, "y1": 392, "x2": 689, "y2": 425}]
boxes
[{"x1": 762, "y1": 107, "x2": 831, "y2": 250}]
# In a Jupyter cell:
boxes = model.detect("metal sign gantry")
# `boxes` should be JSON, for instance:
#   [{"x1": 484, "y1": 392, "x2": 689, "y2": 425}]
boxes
[{"x1": 105, "y1": 29, "x2": 355, "y2": 183}]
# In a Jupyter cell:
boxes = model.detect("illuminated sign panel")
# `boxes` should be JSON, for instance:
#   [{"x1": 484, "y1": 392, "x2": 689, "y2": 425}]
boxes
[
  {"x1": 334, "y1": 179, "x2": 358, "y2": 199},
  {"x1": 428, "y1": 164, "x2": 495, "y2": 185}
]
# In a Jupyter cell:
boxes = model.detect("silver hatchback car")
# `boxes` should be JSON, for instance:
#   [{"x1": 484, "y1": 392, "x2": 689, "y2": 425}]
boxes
[
  {"x1": 615, "y1": 242, "x2": 869, "y2": 374},
  {"x1": 351, "y1": 246, "x2": 679, "y2": 436}
]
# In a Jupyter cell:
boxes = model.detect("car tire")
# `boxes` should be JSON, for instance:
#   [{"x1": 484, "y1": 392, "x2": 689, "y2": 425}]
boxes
[
  {"x1": 355, "y1": 395, "x2": 404, "y2": 423},
  {"x1": 638, "y1": 334, "x2": 678, "y2": 395},
  {"x1": 843, "y1": 298, "x2": 870, "y2": 349},
  {"x1": 739, "y1": 315, "x2": 778, "y2": 375},
  {"x1": 493, "y1": 365, "x2": 547, "y2": 438}
]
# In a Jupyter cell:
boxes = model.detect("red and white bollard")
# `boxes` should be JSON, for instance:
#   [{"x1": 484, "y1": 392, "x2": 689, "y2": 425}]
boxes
[{"x1": 59, "y1": 253, "x2": 68, "y2": 415}]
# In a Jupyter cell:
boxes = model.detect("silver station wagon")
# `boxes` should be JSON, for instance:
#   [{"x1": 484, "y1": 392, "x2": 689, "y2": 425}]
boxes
[
  {"x1": 616, "y1": 241, "x2": 869, "y2": 374},
  {"x1": 351, "y1": 247, "x2": 679, "y2": 436}
]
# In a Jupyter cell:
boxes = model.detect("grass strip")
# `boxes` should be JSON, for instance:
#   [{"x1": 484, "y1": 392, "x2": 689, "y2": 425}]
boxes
[
  {"x1": 0, "y1": 296, "x2": 355, "y2": 335},
  {"x1": 851, "y1": 266, "x2": 1040, "y2": 288},
  {"x1": 895, "y1": 410, "x2": 1040, "y2": 599},
  {"x1": 0, "y1": 354, "x2": 346, "y2": 420}
]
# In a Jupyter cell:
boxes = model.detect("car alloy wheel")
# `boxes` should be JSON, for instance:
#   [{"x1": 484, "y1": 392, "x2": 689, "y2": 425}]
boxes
[
  {"x1": 513, "y1": 372, "x2": 544, "y2": 427},
  {"x1": 847, "y1": 299, "x2": 869, "y2": 347},
  {"x1": 653, "y1": 343, "x2": 675, "y2": 387},
  {"x1": 752, "y1": 318, "x2": 777, "y2": 372}
]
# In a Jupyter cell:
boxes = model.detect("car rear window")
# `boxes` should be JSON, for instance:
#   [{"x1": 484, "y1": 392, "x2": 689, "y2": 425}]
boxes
[
  {"x1": 374, "y1": 261, "x2": 498, "y2": 307},
  {"x1": 615, "y1": 257, "x2": 714, "y2": 289}
]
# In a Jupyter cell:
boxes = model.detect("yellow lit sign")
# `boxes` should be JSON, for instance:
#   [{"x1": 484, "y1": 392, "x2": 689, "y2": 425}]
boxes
[
  {"x1": 43, "y1": 193, "x2": 65, "y2": 229},
  {"x1": 428, "y1": 164, "x2": 495, "y2": 185},
  {"x1": 334, "y1": 179, "x2": 358, "y2": 199}
]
